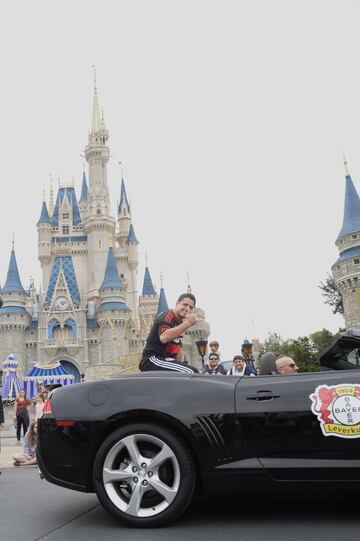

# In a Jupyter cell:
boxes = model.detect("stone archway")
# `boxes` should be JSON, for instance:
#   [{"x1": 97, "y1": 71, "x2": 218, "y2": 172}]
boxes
[{"x1": 59, "y1": 360, "x2": 81, "y2": 383}]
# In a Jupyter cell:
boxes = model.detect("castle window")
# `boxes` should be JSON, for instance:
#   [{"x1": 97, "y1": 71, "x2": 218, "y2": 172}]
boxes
[
  {"x1": 62, "y1": 226, "x2": 70, "y2": 235},
  {"x1": 97, "y1": 209, "x2": 101, "y2": 215},
  {"x1": 62, "y1": 213, "x2": 70, "y2": 220},
  {"x1": 337, "y1": 265, "x2": 340, "y2": 270},
  {"x1": 353, "y1": 234, "x2": 358, "y2": 239},
  {"x1": 121, "y1": 274, "x2": 124, "y2": 278},
  {"x1": 355, "y1": 259, "x2": 360, "y2": 265},
  {"x1": 99, "y1": 240, "x2": 101, "y2": 249},
  {"x1": 123, "y1": 208, "x2": 126, "y2": 216}
]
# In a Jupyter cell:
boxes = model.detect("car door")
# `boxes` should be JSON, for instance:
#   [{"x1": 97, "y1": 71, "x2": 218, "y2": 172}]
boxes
[{"x1": 235, "y1": 370, "x2": 360, "y2": 481}]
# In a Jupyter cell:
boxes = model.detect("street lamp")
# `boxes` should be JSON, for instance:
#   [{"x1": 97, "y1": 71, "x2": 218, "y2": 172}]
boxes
[{"x1": 195, "y1": 338, "x2": 208, "y2": 368}]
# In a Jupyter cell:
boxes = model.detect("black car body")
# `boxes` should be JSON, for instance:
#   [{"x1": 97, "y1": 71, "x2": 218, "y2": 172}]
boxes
[{"x1": 37, "y1": 329, "x2": 360, "y2": 527}]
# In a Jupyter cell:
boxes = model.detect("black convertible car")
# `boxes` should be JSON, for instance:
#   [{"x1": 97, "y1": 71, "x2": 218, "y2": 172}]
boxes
[{"x1": 38, "y1": 329, "x2": 360, "y2": 527}]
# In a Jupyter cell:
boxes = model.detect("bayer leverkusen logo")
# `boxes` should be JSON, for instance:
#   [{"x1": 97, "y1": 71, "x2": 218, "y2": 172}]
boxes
[{"x1": 310, "y1": 384, "x2": 360, "y2": 438}]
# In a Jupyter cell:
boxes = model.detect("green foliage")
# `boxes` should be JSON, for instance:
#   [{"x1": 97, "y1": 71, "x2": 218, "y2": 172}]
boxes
[
  {"x1": 262, "y1": 328, "x2": 338, "y2": 372},
  {"x1": 319, "y1": 274, "x2": 344, "y2": 315}
]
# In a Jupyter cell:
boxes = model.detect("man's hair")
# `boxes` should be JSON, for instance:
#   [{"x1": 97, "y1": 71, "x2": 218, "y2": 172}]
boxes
[
  {"x1": 233, "y1": 355, "x2": 244, "y2": 361},
  {"x1": 177, "y1": 293, "x2": 196, "y2": 306},
  {"x1": 209, "y1": 340, "x2": 219, "y2": 347},
  {"x1": 209, "y1": 353, "x2": 219, "y2": 360}
]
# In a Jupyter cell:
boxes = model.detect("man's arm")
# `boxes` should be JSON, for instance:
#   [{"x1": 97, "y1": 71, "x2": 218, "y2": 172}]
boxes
[{"x1": 159, "y1": 313, "x2": 198, "y2": 344}]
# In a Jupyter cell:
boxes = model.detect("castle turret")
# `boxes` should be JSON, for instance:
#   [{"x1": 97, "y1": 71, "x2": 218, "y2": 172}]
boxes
[
  {"x1": 78, "y1": 171, "x2": 88, "y2": 221},
  {"x1": 83, "y1": 73, "x2": 115, "y2": 297},
  {"x1": 37, "y1": 199, "x2": 52, "y2": 291},
  {"x1": 117, "y1": 177, "x2": 132, "y2": 247},
  {"x1": 332, "y1": 158, "x2": 360, "y2": 328},
  {"x1": 0, "y1": 245, "x2": 31, "y2": 375},
  {"x1": 157, "y1": 283, "x2": 169, "y2": 316},
  {"x1": 98, "y1": 247, "x2": 129, "y2": 360},
  {"x1": 139, "y1": 263, "x2": 159, "y2": 336},
  {"x1": 126, "y1": 224, "x2": 139, "y2": 320}
]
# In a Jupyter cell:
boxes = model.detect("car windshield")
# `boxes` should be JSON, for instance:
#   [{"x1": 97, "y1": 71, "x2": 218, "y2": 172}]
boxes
[{"x1": 339, "y1": 348, "x2": 360, "y2": 367}]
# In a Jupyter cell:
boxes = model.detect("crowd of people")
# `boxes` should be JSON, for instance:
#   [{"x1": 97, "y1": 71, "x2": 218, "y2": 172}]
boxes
[{"x1": 9, "y1": 383, "x2": 47, "y2": 466}]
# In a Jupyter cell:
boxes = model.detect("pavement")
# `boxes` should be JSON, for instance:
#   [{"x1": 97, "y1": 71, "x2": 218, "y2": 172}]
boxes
[{"x1": 0, "y1": 404, "x2": 36, "y2": 468}]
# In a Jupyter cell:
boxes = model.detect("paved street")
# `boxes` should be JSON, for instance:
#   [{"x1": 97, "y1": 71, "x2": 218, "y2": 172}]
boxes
[
  {"x1": 1, "y1": 407, "x2": 360, "y2": 541},
  {"x1": 1, "y1": 466, "x2": 360, "y2": 541}
]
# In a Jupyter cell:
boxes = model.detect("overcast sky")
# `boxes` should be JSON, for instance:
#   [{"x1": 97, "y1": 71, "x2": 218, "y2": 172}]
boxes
[{"x1": 2, "y1": 0, "x2": 359, "y2": 359}]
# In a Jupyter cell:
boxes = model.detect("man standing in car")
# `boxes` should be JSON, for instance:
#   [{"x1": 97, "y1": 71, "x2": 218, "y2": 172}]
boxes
[{"x1": 140, "y1": 293, "x2": 199, "y2": 374}]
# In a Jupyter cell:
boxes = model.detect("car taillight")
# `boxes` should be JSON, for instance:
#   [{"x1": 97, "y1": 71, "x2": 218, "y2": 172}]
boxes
[
  {"x1": 43, "y1": 398, "x2": 53, "y2": 414},
  {"x1": 56, "y1": 421, "x2": 75, "y2": 427}
]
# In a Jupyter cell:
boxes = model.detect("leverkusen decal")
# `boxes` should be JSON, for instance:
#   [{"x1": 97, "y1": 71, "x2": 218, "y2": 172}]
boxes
[{"x1": 310, "y1": 384, "x2": 360, "y2": 438}]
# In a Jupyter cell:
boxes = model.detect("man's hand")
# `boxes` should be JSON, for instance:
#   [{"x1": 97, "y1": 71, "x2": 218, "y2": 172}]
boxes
[{"x1": 184, "y1": 313, "x2": 198, "y2": 328}]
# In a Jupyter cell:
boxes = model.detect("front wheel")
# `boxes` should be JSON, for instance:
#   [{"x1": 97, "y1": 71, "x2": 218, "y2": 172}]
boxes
[{"x1": 93, "y1": 423, "x2": 196, "y2": 527}]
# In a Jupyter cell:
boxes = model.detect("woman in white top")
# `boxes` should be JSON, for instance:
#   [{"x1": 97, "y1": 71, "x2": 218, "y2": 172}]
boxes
[{"x1": 34, "y1": 393, "x2": 45, "y2": 420}]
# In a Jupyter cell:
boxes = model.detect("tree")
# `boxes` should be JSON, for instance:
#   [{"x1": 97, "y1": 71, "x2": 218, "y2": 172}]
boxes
[
  {"x1": 261, "y1": 329, "x2": 338, "y2": 372},
  {"x1": 319, "y1": 274, "x2": 344, "y2": 315}
]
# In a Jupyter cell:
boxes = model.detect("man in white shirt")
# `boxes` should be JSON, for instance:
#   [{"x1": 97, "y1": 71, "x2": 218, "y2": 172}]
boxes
[{"x1": 227, "y1": 355, "x2": 255, "y2": 376}]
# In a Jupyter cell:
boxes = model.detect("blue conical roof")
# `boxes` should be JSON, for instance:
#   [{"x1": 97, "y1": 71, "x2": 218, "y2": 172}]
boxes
[
  {"x1": 79, "y1": 172, "x2": 88, "y2": 202},
  {"x1": 337, "y1": 175, "x2": 360, "y2": 240},
  {"x1": 100, "y1": 248, "x2": 124, "y2": 289},
  {"x1": 142, "y1": 267, "x2": 156, "y2": 296},
  {"x1": 157, "y1": 288, "x2": 169, "y2": 316},
  {"x1": 37, "y1": 201, "x2": 51, "y2": 224},
  {"x1": 119, "y1": 178, "x2": 130, "y2": 212},
  {"x1": 2, "y1": 249, "x2": 26, "y2": 294},
  {"x1": 126, "y1": 224, "x2": 138, "y2": 244}
]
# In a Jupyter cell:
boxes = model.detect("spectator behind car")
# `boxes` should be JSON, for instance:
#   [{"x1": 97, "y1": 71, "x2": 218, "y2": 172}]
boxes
[
  {"x1": 276, "y1": 356, "x2": 299, "y2": 374},
  {"x1": 203, "y1": 353, "x2": 227, "y2": 375},
  {"x1": 227, "y1": 355, "x2": 255, "y2": 376},
  {"x1": 259, "y1": 352, "x2": 277, "y2": 375}
]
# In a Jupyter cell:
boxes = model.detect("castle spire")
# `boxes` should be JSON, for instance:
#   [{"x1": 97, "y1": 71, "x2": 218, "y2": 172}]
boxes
[
  {"x1": 91, "y1": 66, "x2": 101, "y2": 134},
  {"x1": 2, "y1": 244, "x2": 26, "y2": 294},
  {"x1": 119, "y1": 177, "x2": 130, "y2": 214},
  {"x1": 49, "y1": 175, "x2": 54, "y2": 217},
  {"x1": 142, "y1": 266, "x2": 156, "y2": 296},
  {"x1": 100, "y1": 247, "x2": 124, "y2": 290},
  {"x1": 37, "y1": 200, "x2": 51, "y2": 224},
  {"x1": 79, "y1": 171, "x2": 88, "y2": 202},
  {"x1": 157, "y1": 277, "x2": 169, "y2": 316},
  {"x1": 337, "y1": 159, "x2": 360, "y2": 240}
]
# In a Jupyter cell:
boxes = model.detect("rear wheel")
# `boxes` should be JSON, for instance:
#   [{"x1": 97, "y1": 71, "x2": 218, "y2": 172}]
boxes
[{"x1": 93, "y1": 423, "x2": 196, "y2": 527}]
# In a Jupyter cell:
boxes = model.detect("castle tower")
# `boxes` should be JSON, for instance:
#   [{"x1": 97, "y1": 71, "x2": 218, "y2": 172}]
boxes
[
  {"x1": 332, "y1": 158, "x2": 360, "y2": 328},
  {"x1": 157, "y1": 278, "x2": 169, "y2": 317},
  {"x1": 0, "y1": 244, "x2": 31, "y2": 375},
  {"x1": 37, "y1": 198, "x2": 52, "y2": 294},
  {"x1": 126, "y1": 224, "x2": 139, "y2": 320},
  {"x1": 181, "y1": 275, "x2": 210, "y2": 368},
  {"x1": 139, "y1": 263, "x2": 159, "y2": 336},
  {"x1": 84, "y1": 74, "x2": 115, "y2": 297},
  {"x1": 98, "y1": 247, "x2": 129, "y2": 361}
]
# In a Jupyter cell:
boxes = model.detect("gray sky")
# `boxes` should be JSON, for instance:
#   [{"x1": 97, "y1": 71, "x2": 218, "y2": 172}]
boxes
[{"x1": 1, "y1": 0, "x2": 357, "y2": 359}]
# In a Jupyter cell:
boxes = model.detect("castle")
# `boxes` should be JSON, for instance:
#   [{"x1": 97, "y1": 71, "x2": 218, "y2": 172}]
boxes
[{"x1": 0, "y1": 80, "x2": 210, "y2": 381}]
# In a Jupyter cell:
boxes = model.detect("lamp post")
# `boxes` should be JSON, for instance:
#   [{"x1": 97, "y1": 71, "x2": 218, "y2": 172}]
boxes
[{"x1": 195, "y1": 338, "x2": 208, "y2": 369}]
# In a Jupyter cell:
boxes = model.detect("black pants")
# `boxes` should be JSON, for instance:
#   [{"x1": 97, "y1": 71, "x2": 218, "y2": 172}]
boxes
[
  {"x1": 141, "y1": 355, "x2": 199, "y2": 374},
  {"x1": 16, "y1": 414, "x2": 29, "y2": 441}
]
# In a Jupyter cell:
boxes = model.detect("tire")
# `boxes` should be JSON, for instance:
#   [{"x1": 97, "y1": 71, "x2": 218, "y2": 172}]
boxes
[{"x1": 93, "y1": 422, "x2": 196, "y2": 527}]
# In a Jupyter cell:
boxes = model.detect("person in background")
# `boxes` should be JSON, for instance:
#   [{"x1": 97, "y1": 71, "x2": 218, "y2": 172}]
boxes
[
  {"x1": 0, "y1": 388, "x2": 4, "y2": 429},
  {"x1": 13, "y1": 420, "x2": 38, "y2": 466},
  {"x1": 14, "y1": 389, "x2": 31, "y2": 444},
  {"x1": 203, "y1": 353, "x2": 227, "y2": 375},
  {"x1": 34, "y1": 393, "x2": 45, "y2": 420},
  {"x1": 241, "y1": 339, "x2": 256, "y2": 374},
  {"x1": 227, "y1": 355, "x2": 255, "y2": 376},
  {"x1": 208, "y1": 340, "x2": 222, "y2": 362},
  {"x1": 275, "y1": 356, "x2": 299, "y2": 374}
]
